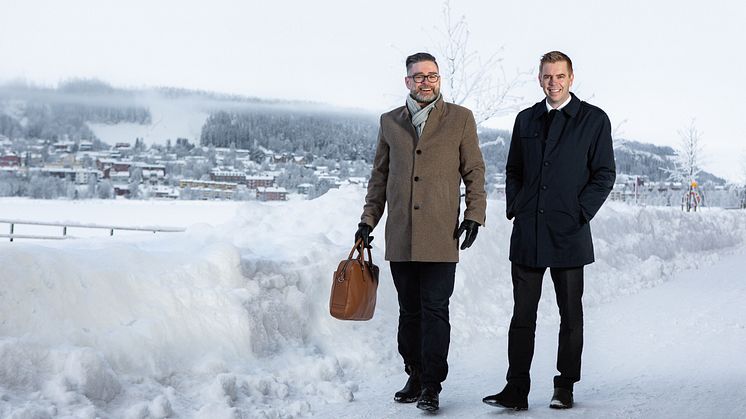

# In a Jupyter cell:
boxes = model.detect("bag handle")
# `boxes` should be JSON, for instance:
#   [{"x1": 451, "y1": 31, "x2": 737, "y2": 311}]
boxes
[
  {"x1": 352, "y1": 238, "x2": 373, "y2": 265},
  {"x1": 336, "y1": 239, "x2": 374, "y2": 283}
]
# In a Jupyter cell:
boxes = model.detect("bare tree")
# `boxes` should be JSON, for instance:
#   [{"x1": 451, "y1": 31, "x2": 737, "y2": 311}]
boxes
[
  {"x1": 433, "y1": 0, "x2": 529, "y2": 125},
  {"x1": 673, "y1": 120, "x2": 704, "y2": 184},
  {"x1": 611, "y1": 119, "x2": 629, "y2": 147},
  {"x1": 662, "y1": 119, "x2": 704, "y2": 211}
]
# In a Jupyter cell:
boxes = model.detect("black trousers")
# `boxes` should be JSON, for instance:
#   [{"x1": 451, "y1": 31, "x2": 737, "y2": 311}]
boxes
[
  {"x1": 391, "y1": 261, "x2": 456, "y2": 392},
  {"x1": 506, "y1": 262, "x2": 584, "y2": 393}
]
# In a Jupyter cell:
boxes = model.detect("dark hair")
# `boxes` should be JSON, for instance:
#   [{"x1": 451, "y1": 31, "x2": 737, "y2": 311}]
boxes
[
  {"x1": 406, "y1": 52, "x2": 438, "y2": 73},
  {"x1": 540, "y1": 51, "x2": 573, "y2": 74}
]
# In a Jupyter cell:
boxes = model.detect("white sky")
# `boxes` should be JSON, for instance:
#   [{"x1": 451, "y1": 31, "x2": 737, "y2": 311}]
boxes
[{"x1": 1, "y1": 0, "x2": 744, "y2": 181}]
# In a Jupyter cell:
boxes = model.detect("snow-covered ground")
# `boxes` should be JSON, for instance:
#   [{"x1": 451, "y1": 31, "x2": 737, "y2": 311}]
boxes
[
  {"x1": 1, "y1": 187, "x2": 745, "y2": 418},
  {"x1": 315, "y1": 242, "x2": 746, "y2": 419}
]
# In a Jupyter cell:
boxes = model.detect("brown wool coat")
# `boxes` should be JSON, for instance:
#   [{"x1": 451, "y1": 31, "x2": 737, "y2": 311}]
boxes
[{"x1": 360, "y1": 97, "x2": 487, "y2": 262}]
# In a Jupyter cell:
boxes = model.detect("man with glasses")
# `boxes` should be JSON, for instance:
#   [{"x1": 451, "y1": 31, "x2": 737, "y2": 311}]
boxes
[
  {"x1": 482, "y1": 51, "x2": 615, "y2": 411},
  {"x1": 356, "y1": 52, "x2": 486, "y2": 412}
]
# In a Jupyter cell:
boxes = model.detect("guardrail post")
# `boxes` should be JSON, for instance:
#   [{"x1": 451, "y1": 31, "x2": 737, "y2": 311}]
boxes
[
  {"x1": 9, "y1": 223, "x2": 13, "y2": 242},
  {"x1": 63, "y1": 226, "x2": 67, "y2": 236},
  {"x1": 110, "y1": 228, "x2": 114, "y2": 236}
]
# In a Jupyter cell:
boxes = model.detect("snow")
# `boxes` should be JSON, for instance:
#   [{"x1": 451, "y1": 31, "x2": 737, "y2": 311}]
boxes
[
  {"x1": 0, "y1": 198, "x2": 240, "y2": 238},
  {"x1": 1, "y1": 187, "x2": 745, "y2": 418},
  {"x1": 88, "y1": 95, "x2": 209, "y2": 146},
  {"x1": 478, "y1": 137, "x2": 506, "y2": 148}
]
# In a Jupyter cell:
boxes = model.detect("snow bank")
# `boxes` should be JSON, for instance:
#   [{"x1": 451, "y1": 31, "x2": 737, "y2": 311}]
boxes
[{"x1": 1, "y1": 189, "x2": 745, "y2": 417}]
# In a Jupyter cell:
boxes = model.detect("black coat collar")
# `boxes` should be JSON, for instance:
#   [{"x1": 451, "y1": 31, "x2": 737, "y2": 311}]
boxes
[{"x1": 531, "y1": 92, "x2": 581, "y2": 120}]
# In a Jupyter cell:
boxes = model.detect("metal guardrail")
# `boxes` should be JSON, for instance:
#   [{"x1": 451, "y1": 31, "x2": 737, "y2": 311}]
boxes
[
  {"x1": 0, "y1": 219, "x2": 186, "y2": 242},
  {"x1": 0, "y1": 234, "x2": 70, "y2": 240}
]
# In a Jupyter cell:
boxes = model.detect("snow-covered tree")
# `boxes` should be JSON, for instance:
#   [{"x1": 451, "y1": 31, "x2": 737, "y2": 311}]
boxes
[
  {"x1": 97, "y1": 179, "x2": 114, "y2": 199},
  {"x1": 128, "y1": 167, "x2": 142, "y2": 199},
  {"x1": 27, "y1": 174, "x2": 66, "y2": 199},
  {"x1": 663, "y1": 119, "x2": 704, "y2": 186},
  {"x1": 661, "y1": 119, "x2": 704, "y2": 211}
]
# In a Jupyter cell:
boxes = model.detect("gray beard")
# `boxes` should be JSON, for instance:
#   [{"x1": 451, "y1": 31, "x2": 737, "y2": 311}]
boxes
[{"x1": 410, "y1": 92, "x2": 437, "y2": 105}]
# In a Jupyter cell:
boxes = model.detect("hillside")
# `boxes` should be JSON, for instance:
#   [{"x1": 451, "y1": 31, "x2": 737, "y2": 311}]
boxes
[
  {"x1": 0, "y1": 80, "x2": 325, "y2": 147},
  {"x1": 0, "y1": 80, "x2": 729, "y2": 185}
]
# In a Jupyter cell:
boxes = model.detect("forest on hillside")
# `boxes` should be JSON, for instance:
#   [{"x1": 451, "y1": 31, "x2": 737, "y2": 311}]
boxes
[
  {"x1": 0, "y1": 80, "x2": 151, "y2": 142},
  {"x1": 199, "y1": 110, "x2": 379, "y2": 161}
]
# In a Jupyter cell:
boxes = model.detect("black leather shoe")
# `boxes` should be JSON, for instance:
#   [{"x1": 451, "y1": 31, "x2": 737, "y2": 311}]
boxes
[
  {"x1": 394, "y1": 368, "x2": 421, "y2": 403},
  {"x1": 482, "y1": 384, "x2": 528, "y2": 410},
  {"x1": 550, "y1": 387, "x2": 573, "y2": 409},
  {"x1": 416, "y1": 387, "x2": 439, "y2": 412}
]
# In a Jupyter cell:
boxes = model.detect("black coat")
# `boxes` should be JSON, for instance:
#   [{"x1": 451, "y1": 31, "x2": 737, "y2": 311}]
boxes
[{"x1": 506, "y1": 93, "x2": 616, "y2": 268}]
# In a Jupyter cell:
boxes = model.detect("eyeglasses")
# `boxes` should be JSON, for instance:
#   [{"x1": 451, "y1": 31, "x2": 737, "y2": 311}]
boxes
[{"x1": 407, "y1": 73, "x2": 440, "y2": 83}]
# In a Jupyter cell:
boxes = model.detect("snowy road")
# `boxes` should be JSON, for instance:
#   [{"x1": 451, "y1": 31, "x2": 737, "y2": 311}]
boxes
[{"x1": 312, "y1": 246, "x2": 746, "y2": 419}]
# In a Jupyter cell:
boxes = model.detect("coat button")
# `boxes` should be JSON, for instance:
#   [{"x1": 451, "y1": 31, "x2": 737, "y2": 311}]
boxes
[
  {"x1": 416, "y1": 149, "x2": 422, "y2": 154},
  {"x1": 414, "y1": 176, "x2": 419, "y2": 181},
  {"x1": 538, "y1": 209, "x2": 544, "y2": 214},
  {"x1": 541, "y1": 185, "x2": 548, "y2": 190},
  {"x1": 414, "y1": 205, "x2": 420, "y2": 210},
  {"x1": 543, "y1": 161, "x2": 550, "y2": 166}
]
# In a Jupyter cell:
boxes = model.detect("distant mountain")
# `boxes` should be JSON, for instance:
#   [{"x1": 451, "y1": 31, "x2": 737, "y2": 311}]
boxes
[
  {"x1": 614, "y1": 139, "x2": 725, "y2": 184},
  {"x1": 0, "y1": 79, "x2": 728, "y2": 185},
  {"x1": 0, "y1": 80, "x2": 150, "y2": 143},
  {"x1": 614, "y1": 140, "x2": 675, "y2": 181},
  {"x1": 0, "y1": 79, "x2": 334, "y2": 146}
]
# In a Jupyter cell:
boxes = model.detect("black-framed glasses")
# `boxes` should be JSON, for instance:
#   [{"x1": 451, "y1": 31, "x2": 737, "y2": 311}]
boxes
[{"x1": 407, "y1": 73, "x2": 440, "y2": 83}]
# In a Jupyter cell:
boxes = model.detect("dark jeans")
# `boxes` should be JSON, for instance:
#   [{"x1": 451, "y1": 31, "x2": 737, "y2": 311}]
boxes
[
  {"x1": 391, "y1": 261, "x2": 456, "y2": 392},
  {"x1": 506, "y1": 263, "x2": 584, "y2": 393}
]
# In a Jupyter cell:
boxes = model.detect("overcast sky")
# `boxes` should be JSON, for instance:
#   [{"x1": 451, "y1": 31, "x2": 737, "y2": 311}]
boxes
[{"x1": 1, "y1": 0, "x2": 744, "y2": 181}]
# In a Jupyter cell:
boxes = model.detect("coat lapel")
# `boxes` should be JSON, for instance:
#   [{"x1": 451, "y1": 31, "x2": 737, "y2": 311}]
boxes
[
  {"x1": 392, "y1": 106, "x2": 418, "y2": 146},
  {"x1": 545, "y1": 94, "x2": 580, "y2": 155},
  {"x1": 418, "y1": 97, "x2": 445, "y2": 145}
]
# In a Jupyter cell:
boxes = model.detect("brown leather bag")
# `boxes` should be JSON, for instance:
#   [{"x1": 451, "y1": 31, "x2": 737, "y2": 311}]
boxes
[{"x1": 329, "y1": 239, "x2": 379, "y2": 320}]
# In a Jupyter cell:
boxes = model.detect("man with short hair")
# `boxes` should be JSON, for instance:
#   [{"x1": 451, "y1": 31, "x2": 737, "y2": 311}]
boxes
[
  {"x1": 482, "y1": 51, "x2": 615, "y2": 410},
  {"x1": 356, "y1": 52, "x2": 486, "y2": 412}
]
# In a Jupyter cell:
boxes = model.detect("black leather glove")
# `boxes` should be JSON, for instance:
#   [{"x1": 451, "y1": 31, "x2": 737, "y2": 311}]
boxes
[
  {"x1": 355, "y1": 223, "x2": 374, "y2": 248},
  {"x1": 455, "y1": 219, "x2": 480, "y2": 250}
]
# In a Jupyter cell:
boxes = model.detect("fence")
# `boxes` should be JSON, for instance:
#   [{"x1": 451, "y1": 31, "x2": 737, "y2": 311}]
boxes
[{"x1": 0, "y1": 219, "x2": 185, "y2": 242}]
